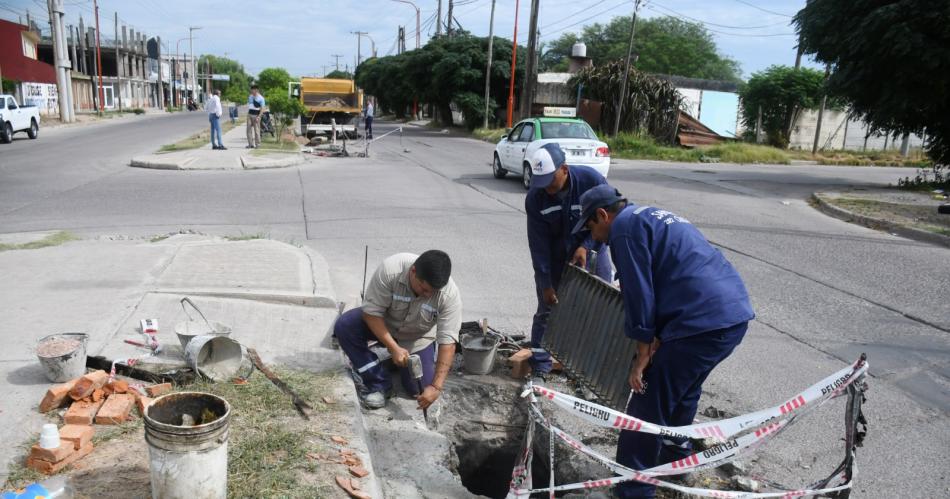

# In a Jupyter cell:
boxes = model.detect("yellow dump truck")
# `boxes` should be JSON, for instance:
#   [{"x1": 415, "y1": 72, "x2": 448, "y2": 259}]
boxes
[{"x1": 292, "y1": 78, "x2": 363, "y2": 139}]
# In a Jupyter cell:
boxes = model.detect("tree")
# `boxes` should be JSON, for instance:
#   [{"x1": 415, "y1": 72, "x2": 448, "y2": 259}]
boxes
[
  {"x1": 356, "y1": 34, "x2": 525, "y2": 128},
  {"x1": 570, "y1": 62, "x2": 684, "y2": 142},
  {"x1": 256, "y1": 67, "x2": 294, "y2": 97},
  {"x1": 540, "y1": 16, "x2": 741, "y2": 82},
  {"x1": 794, "y1": 0, "x2": 950, "y2": 169},
  {"x1": 325, "y1": 70, "x2": 353, "y2": 80},
  {"x1": 266, "y1": 92, "x2": 306, "y2": 142},
  {"x1": 739, "y1": 65, "x2": 826, "y2": 148},
  {"x1": 197, "y1": 55, "x2": 251, "y2": 104}
]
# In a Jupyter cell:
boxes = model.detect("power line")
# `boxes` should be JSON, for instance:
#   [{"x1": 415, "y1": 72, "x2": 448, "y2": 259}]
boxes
[
  {"x1": 539, "y1": 0, "x2": 630, "y2": 40},
  {"x1": 649, "y1": 0, "x2": 790, "y2": 30},
  {"x1": 731, "y1": 0, "x2": 793, "y2": 18},
  {"x1": 644, "y1": 4, "x2": 795, "y2": 37},
  {"x1": 540, "y1": 0, "x2": 610, "y2": 32}
]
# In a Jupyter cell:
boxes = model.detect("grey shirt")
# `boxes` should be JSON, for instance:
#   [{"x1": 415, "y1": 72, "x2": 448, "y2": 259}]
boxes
[{"x1": 362, "y1": 253, "x2": 462, "y2": 352}]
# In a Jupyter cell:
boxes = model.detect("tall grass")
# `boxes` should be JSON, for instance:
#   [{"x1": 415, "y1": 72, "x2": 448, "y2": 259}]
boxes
[{"x1": 604, "y1": 133, "x2": 790, "y2": 164}]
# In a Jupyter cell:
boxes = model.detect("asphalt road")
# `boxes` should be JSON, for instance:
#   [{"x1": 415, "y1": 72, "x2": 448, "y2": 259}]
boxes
[{"x1": 1, "y1": 115, "x2": 947, "y2": 496}]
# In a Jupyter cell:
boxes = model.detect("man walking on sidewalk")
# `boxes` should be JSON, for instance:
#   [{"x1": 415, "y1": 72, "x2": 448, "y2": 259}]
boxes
[
  {"x1": 365, "y1": 99, "x2": 374, "y2": 139},
  {"x1": 246, "y1": 85, "x2": 265, "y2": 148},
  {"x1": 334, "y1": 251, "x2": 462, "y2": 411},
  {"x1": 573, "y1": 184, "x2": 754, "y2": 499},
  {"x1": 206, "y1": 90, "x2": 225, "y2": 150}
]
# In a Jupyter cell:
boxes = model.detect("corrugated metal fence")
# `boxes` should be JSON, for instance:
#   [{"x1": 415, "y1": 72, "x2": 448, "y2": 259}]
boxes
[{"x1": 542, "y1": 264, "x2": 636, "y2": 412}]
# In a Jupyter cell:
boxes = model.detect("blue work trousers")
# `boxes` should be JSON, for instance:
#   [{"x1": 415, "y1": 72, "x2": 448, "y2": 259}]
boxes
[
  {"x1": 615, "y1": 321, "x2": 747, "y2": 498},
  {"x1": 333, "y1": 307, "x2": 435, "y2": 395},
  {"x1": 530, "y1": 244, "x2": 613, "y2": 374},
  {"x1": 209, "y1": 114, "x2": 223, "y2": 147}
]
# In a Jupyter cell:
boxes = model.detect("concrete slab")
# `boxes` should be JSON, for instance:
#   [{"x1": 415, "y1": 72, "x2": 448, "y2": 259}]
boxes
[
  {"x1": 96, "y1": 293, "x2": 340, "y2": 372},
  {"x1": 0, "y1": 230, "x2": 62, "y2": 246},
  {"x1": 242, "y1": 153, "x2": 304, "y2": 169},
  {"x1": 154, "y1": 238, "x2": 335, "y2": 307},
  {"x1": 129, "y1": 126, "x2": 301, "y2": 171}
]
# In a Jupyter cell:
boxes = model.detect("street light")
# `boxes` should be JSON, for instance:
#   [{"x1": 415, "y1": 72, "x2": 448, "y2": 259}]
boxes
[
  {"x1": 189, "y1": 26, "x2": 201, "y2": 99},
  {"x1": 357, "y1": 32, "x2": 376, "y2": 58},
  {"x1": 392, "y1": 0, "x2": 420, "y2": 49},
  {"x1": 175, "y1": 36, "x2": 190, "y2": 107}
]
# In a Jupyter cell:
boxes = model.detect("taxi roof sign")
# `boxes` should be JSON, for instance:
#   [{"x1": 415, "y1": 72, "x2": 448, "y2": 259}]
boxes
[{"x1": 543, "y1": 107, "x2": 577, "y2": 118}]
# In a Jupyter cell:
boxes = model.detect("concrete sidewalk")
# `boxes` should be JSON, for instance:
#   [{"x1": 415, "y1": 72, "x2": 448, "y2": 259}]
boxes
[
  {"x1": 0, "y1": 233, "x2": 380, "y2": 497},
  {"x1": 129, "y1": 124, "x2": 305, "y2": 170}
]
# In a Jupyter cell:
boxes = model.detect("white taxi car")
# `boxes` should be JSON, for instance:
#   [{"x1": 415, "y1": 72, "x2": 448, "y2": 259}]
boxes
[{"x1": 493, "y1": 117, "x2": 610, "y2": 189}]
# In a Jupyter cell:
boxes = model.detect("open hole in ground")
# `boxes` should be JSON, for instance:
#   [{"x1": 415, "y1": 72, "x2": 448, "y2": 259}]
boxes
[{"x1": 455, "y1": 433, "x2": 551, "y2": 498}]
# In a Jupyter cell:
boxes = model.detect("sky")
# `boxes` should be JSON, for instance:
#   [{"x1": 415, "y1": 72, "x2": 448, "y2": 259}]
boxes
[{"x1": 1, "y1": 0, "x2": 822, "y2": 79}]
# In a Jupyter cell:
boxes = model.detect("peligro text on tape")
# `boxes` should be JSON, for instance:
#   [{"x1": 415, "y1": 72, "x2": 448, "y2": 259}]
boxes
[{"x1": 530, "y1": 358, "x2": 867, "y2": 442}]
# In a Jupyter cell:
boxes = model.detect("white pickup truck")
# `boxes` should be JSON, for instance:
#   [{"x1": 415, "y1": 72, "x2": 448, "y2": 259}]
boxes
[{"x1": 0, "y1": 94, "x2": 41, "y2": 144}]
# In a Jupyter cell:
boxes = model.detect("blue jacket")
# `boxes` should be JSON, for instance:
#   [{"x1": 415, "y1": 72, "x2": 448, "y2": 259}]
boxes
[
  {"x1": 526, "y1": 165, "x2": 608, "y2": 290},
  {"x1": 609, "y1": 204, "x2": 754, "y2": 343}
]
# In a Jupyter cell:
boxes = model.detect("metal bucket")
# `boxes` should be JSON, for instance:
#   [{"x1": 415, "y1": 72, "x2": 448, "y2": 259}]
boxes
[
  {"x1": 460, "y1": 334, "x2": 499, "y2": 375},
  {"x1": 36, "y1": 333, "x2": 88, "y2": 382},
  {"x1": 145, "y1": 392, "x2": 231, "y2": 499},
  {"x1": 184, "y1": 335, "x2": 252, "y2": 382},
  {"x1": 175, "y1": 297, "x2": 232, "y2": 349}
]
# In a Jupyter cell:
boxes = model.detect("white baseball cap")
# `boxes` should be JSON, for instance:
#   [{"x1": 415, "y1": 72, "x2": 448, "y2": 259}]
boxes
[{"x1": 529, "y1": 143, "x2": 567, "y2": 189}]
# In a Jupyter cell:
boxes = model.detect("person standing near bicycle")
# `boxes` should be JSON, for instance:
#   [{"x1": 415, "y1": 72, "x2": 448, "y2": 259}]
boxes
[{"x1": 246, "y1": 85, "x2": 265, "y2": 149}]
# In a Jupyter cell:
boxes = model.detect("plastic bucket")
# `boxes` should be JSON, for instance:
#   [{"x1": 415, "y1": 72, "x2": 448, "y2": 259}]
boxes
[
  {"x1": 184, "y1": 335, "x2": 252, "y2": 382},
  {"x1": 460, "y1": 334, "x2": 499, "y2": 375},
  {"x1": 145, "y1": 392, "x2": 231, "y2": 499},
  {"x1": 36, "y1": 333, "x2": 88, "y2": 382}
]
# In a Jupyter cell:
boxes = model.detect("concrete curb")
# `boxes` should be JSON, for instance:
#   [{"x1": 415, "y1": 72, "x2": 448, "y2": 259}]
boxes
[
  {"x1": 129, "y1": 156, "x2": 195, "y2": 170},
  {"x1": 241, "y1": 153, "x2": 304, "y2": 169},
  {"x1": 811, "y1": 193, "x2": 950, "y2": 248}
]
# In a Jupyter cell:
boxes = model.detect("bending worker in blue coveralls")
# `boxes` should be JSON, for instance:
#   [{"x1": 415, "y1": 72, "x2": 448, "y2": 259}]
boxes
[
  {"x1": 334, "y1": 251, "x2": 462, "y2": 410},
  {"x1": 526, "y1": 143, "x2": 612, "y2": 377},
  {"x1": 573, "y1": 184, "x2": 755, "y2": 498}
]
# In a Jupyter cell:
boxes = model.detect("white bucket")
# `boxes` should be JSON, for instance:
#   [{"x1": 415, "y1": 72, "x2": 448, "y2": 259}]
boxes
[
  {"x1": 36, "y1": 333, "x2": 88, "y2": 382},
  {"x1": 145, "y1": 392, "x2": 231, "y2": 499},
  {"x1": 460, "y1": 334, "x2": 500, "y2": 375},
  {"x1": 184, "y1": 335, "x2": 252, "y2": 382}
]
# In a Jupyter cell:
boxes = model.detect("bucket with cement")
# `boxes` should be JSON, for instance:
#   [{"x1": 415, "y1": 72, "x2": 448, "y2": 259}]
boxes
[
  {"x1": 175, "y1": 297, "x2": 232, "y2": 349},
  {"x1": 460, "y1": 334, "x2": 499, "y2": 375},
  {"x1": 184, "y1": 335, "x2": 252, "y2": 382},
  {"x1": 36, "y1": 333, "x2": 88, "y2": 382},
  {"x1": 145, "y1": 392, "x2": 231, "y2": 499}
]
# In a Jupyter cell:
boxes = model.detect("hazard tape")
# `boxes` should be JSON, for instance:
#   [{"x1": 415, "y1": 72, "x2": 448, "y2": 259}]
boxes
[
  {"x1": 529, "y1": 358, "x2": 867, "y2": 442},
  {"x1": 507, "y1": 357, "x2": 868, "y2": 498}
]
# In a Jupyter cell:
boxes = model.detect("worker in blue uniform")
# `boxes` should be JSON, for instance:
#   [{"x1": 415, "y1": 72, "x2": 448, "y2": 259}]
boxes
[
  {"x1": 525, "y1": 143, "x2": 613, "y2": 377},
  {"x1": 573, "y1": 184, "x2": 754, "y2": 498}
]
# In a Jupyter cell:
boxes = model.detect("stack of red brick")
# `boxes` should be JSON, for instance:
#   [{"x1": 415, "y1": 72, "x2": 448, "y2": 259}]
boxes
[{"x1": 31, "y1": 370, "x2": 172, "y2": 474}]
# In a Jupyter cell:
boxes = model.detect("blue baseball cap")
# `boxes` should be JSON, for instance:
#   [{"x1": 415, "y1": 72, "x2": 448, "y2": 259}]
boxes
[
  {"x1": 529, "y1": 143, "x2": 567, "y2": 189},
  {"x1": 571, "y1": 184, "x2": 626, "y2": 234}
]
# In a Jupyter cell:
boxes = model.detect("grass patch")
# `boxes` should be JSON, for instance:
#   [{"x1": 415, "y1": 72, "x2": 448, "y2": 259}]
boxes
[
  {"x1": 0, "y1": 231, "x2": 77, "y2": 252},
  {"x1": 186, "y1": 368, "x2": 340, "y2": 498},
  {"x1": 158, "y1": 118, "x2": 244, "y2": 152},
  {"x1": 606, "y1": 133, "x2": 791, "y2": 164},
  {"x1": 223, "y1": 232, "x2": 267, "y2": 241},
  {"x1": 473, "y1": 127, "x2": 508, "y2": 143},
  {"x1": 256, "y1": 134, "x2": 300, "y2": 152},
  {"x1": 788, "y1": 148, "x2": 932, "y2": 167}
]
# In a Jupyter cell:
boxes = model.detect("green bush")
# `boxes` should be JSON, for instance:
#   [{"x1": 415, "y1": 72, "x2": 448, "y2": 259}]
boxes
[{"x1": 132, "y1": 108, "x2": 145, "y2": 115}]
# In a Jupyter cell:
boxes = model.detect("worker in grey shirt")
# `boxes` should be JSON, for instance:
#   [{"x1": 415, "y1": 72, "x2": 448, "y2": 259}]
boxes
[{"x1": 334, "y1": 250, "x2": 462, "y2": 409}]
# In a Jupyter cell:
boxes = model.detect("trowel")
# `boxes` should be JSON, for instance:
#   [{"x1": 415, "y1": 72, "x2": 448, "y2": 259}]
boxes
[{"x1": 409, "y1": 354, "x2": 428, "y2": 424}]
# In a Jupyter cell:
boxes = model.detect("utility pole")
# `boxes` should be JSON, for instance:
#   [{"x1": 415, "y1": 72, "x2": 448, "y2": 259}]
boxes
[
  {"x1": 189, "y1": 26, "x2": 201, "y2": 101},
  {"x1": 392, "y1": 1, "x2": 420, "y2": 49},
  {"x1": 48, "y1": 0, "x2": 73, "y2": 122},
  {"x1": 93, "y1": 0, "x2": 105, "y2": 114},
  {"x1": 322, "y1": 65, "x2": 329, "y2": 77},
  {"x1": 446, "y1": 0, "x2": 454, "y2": 36},
  {"x1": 519, "y1": 0, "x2": 539, "y2": 119},
  {"x1": 398, "y1": 26, "x2": 405, "y2": 54},
  {"x1": 156, "y1": 37, "x2": 164, "y2": 109},
  {"x1": 612, "y1": 0, "x2": 642, "y2": 137},
  {"x1": 331, "y1": 54, "x2": 343, "y2": 71},
  {"x1": 482, "y1": 0, "x2": 496, "y2": 129},
  {"x1": 114, "y1": 13, "x2": 122, "y2": 111},
  {"x1": 352, "y1": 31, "x2": 367, "y2": 66},
  {"x1": 436, "y1": 0, "x2": 442, "y2": 36},
  {"x1": 811, "y1": 63, "x2": 830, "y2": 154},
  {"x1": 506, "y1": 0, "x2": 520, "y2": 127}
]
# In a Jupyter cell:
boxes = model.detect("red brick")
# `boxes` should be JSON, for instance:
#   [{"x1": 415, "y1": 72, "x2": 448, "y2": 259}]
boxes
[
  {"x1": 29, "y1": 443, "x2": 74, "y2": 463},
  {"x1": 108, "y1": 379, "x2": 129, "y2": 394},
  {"x1": 27, "y1": 441, "x2": 93, "y2": 474},
  {"x1": 508, "y1": 348, "x2": 532, "y2": 362},
  {"x1": 59, "y1": 424, "x2": 94, "y2": 450},
  {"x1": 145, "y1": 382, "x2": 171, "y2": 397},
  {"x1": 38, "y1": 379, "x2": 78, "y2": 413},
  {"x1": 91, "y1": 388, "x2": 104, "y2": 402},
  {"x1": 348, "y1": 465, "x2": 370, "y2": 478},
  {"x1": 95, "y1": 394, "x2": 134, "y2": 424},
  {"x1": 508, "y1": 349, "x2": 533, "y2": 379},
  {"x1": 69, "y1": 370, "x2": 109, "y2": 401},
  {"x1": 135, "y1": 396, "x2": 154, "y2": 417},
  {"x1": 64, "y1": 399, "x2": 105, "y2": 425}
]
